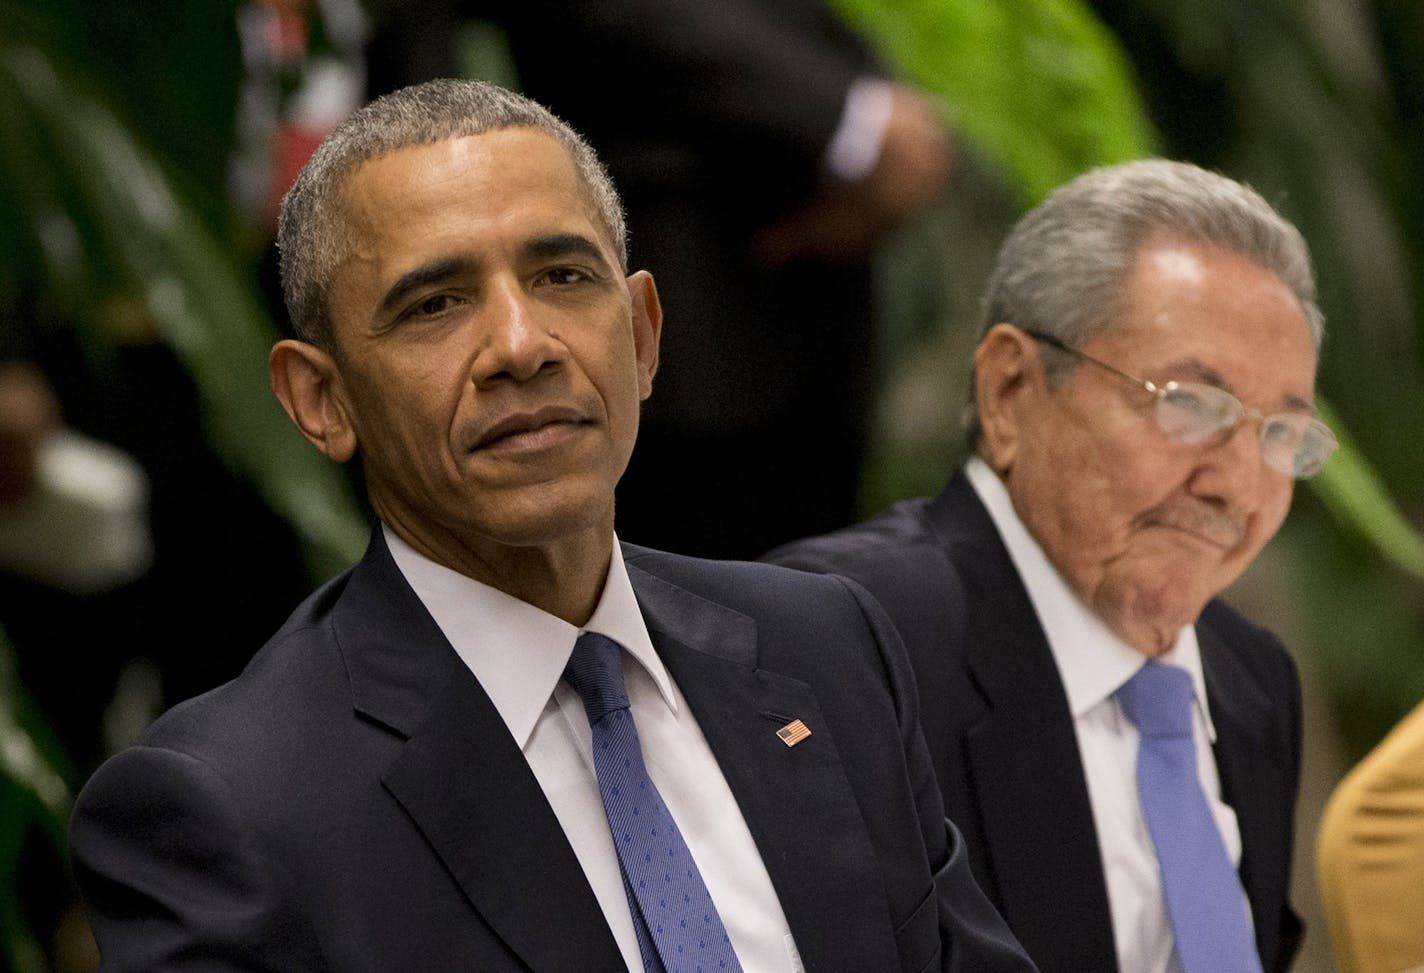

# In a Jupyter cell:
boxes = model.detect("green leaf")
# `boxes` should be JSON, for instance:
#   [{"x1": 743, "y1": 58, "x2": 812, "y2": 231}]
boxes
[
  {"x1": 830, "y1": 0, "x2": 1159, "y2": 203},
  {"x1": 1309, "y1": 399, "x2": 1424, "y2": 582}
]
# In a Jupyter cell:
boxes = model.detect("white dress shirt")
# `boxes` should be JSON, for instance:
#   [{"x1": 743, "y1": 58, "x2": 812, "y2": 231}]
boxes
[
  {"x1": 384, "y1": 527, "x2": 800, "y2": 973},
  {"x1": 965, "y1": 458, "x2": 1246, "y2": 973}
]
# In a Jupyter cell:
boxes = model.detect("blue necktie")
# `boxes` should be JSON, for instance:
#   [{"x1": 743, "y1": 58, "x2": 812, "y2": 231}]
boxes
[
  {"x1": 1115, "y1": 662, "x2": 1262, "y2": 973},
  {"x1": 564, "y1": 631, "x2": 743, "y2": 973}
]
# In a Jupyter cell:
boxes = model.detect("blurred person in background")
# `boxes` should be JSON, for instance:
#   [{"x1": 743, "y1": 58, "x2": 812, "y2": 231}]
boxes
[
  {"x1": 367, "y1": 0, "x2": 954, "y2": 558},
  {"x1": 1316, "y1": 696, "x2": 1424, "y2": 973}
]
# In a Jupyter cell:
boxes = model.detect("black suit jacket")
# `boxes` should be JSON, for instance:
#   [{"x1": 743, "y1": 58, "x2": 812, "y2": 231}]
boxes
[
  {"x1": 765, "y1": 471, "x2": 1304, "y2": 973},
  {"x1": 484, "y1": 0, "x2": 877, "y2": 429},
  {"x1": 70, "y1": 530, "x2": 1034, "y2": 972}
]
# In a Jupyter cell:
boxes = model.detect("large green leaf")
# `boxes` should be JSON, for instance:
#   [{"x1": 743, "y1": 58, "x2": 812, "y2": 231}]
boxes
[
  {"x1": 831, "y1": 0, "x2": 1158, "y2": 203},
  {"x1": 1309, "y1": 400, "x2": 1424, "y2": 582}
]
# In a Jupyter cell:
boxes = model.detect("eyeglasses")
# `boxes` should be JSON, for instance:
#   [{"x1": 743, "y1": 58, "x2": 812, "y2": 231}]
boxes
[{"x1": 1022, "y1": 329, "x2": 1337, "y2": 480}]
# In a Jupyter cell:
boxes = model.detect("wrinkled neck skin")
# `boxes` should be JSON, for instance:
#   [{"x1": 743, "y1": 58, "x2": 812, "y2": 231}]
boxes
[{"x1": 379, "y1": 498, "x2": 615, "y2": 627}]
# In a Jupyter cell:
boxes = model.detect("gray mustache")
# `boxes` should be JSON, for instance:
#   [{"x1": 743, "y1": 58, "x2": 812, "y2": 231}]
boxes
[{"x1": 1136, "y1": 504, "x2": 1244, "y2": 547}]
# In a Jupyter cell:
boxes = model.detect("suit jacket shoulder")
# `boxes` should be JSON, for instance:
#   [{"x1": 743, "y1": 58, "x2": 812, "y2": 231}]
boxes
[
  {"x1": 761, "y1": 495, "x2": 971, "y2": 678},
  {"x1": 619, "y1": 546, "x2": 1032, "y2": 971},
  {"x1": 766, "y1": 470, "x2": 1305, "y2": 973},
  {"x1": 72, "y1": 532, "x2": 1034, "y2": 972},
  {"x1": 1196, "y1": 597, "x2": 1305, "y2": 970},
  {"x1": 71, "y1": 534, "x2": 619, "y2": 972}
]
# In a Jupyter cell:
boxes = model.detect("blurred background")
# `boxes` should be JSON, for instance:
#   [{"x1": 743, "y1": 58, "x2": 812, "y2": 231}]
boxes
[{"x1": 1, "y1": 1, "x2": 1420, "y2": 970}]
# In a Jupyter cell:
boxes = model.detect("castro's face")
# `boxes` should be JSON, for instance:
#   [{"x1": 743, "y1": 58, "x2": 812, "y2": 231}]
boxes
[
  {"x1": 314, "y1": 128, "x2": 660, "y2": 563},
  {"x1": 981, "y1": 240, "x2": 1317, "y2": 655}
]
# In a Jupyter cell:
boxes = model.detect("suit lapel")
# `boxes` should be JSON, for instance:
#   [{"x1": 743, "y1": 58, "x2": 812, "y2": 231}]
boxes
[
  {"x1": 626, "y1": 560, "x2": 903, "y2": 973},
  {"x1": 1198, "y1": 619, "x2": 1285, "y2": 961},
  {"x1": 335, "y1": 532, "x2": 623, "y2": 972},
  {"x1": 926, "y1": 476, "x2": 1117, "y2": 972}
]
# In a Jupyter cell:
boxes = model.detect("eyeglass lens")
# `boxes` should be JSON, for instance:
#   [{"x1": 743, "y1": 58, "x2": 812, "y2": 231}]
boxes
[{"x1": 1154, "y1": 384, "x2": 1336, "y2": 478}]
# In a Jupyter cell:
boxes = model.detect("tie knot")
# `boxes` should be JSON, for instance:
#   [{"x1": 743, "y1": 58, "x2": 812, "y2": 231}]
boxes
[
  {"x1": 1115, "y1": 662, "x2": 1195, "y2": 738},
  {"x1": 564, "y1": 631, "x2": 630, "y2": 725}
]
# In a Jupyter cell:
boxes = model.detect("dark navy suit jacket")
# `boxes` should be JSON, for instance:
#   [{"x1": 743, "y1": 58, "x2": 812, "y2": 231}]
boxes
[
  {"x1": 70, "y1": 530, "x2": 1034, "y2": 972},
  {"x1": 766, "y1": 471, "x2": 1304, "y2": 973}
]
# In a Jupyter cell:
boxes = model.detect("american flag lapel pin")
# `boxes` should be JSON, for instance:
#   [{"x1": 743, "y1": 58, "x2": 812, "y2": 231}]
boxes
[{"x1": 776, "y1": 719, "x2": 811, "y2": 747}]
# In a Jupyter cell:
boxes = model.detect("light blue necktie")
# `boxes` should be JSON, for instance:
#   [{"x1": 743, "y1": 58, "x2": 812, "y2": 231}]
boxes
[
  {"x1": 565, "y1": 631, "x2": 743, "y2": 973},
  {"x1": 1115, "y1": 662, "x2": 1262, "y2": 973}
]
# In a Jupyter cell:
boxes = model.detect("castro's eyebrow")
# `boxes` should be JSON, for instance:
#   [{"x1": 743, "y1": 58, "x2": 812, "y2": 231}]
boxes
[
  {"x1": 1171, "y1": 358, "x2": 1229, "y2": 388},
  {"x1": 378, "y1": 256, "x2": 478, "y2": 318},
  {"x1": 1171, "y1": 357, "x2": 1316, "y2": 413}
]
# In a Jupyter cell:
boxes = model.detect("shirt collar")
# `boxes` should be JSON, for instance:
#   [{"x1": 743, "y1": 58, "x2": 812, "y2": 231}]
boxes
[
  {"x1": 964, "y1": 457, "x2": 1216, "y2": 740},
  {"x1": 383, "y1": 526, "x2": 674, "y2": 749}
]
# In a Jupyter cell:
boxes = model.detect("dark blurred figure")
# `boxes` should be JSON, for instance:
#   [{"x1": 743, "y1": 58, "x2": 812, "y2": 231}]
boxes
[
  {"x1": 367, "y1": 0, "x2": 952, "y2": 558},
  {"x1": 0, "y1": 311, "x2": 312, "y2": 776}
]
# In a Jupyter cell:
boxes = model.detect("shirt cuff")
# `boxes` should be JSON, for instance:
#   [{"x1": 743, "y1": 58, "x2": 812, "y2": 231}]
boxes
[{"x1": 824, "y1": 77, "x2": 895, "y2": 183}]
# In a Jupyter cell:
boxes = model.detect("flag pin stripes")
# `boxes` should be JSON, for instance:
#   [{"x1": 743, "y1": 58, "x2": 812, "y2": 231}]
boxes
[{"x1": 776, "y1": 719, "x2": 811, "y2": 747}]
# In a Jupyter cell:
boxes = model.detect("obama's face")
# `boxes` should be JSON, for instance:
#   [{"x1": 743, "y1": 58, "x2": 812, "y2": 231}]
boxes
[{"x1": 283, "y1": 127, "x2": 660, "y2": 565}]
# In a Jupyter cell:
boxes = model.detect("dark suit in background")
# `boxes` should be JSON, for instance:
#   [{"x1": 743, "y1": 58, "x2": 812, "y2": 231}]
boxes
[
  {"x1": 371, "y1": 0, "x2": 937, "y2": 557},
  {"x1": 71, "y1": 531, "x2": 1032, "y2": 972},
  {"x1": 766, "y1": 472, "x2": 1303, "y2": 972}
]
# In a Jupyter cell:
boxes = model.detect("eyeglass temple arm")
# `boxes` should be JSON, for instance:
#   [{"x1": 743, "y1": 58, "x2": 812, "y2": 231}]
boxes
[{"x1": 1018, "y1": 328, "x2": 1161, "y2": 394}]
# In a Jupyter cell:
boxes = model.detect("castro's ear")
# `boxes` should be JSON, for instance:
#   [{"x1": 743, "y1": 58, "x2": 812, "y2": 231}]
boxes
[
  {"x1": 973, "y1": 324, "x2": 1045, "y2": 475},
  {"x1": 269, "y1": 339, "x2": 358, "y2": 462},
  {"x1": 626, "y1": 270, "x2": 662, "y2": 401}
]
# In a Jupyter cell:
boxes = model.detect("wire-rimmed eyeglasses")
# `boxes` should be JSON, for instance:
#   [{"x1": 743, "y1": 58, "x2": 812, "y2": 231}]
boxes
[{"x1": 1022, "y1": 329, "x2": 1337, "y2": 480}]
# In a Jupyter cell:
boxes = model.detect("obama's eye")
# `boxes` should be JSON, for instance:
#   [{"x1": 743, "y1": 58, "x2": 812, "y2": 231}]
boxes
[
  {"x1": 418, "y1": 294, "x2": 457, "y2": 315},
  {"x1": 539, "y1": 267, "x2": 592, "y2": 286}
]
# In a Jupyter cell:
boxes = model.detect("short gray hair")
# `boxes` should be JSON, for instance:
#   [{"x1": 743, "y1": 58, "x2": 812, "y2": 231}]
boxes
[
  {"x1": 277, "y1": 78, "x2": 627, "y2": 348},
  {"x1": 966, "y1": 158, "x2": 1323, "y2": 445}
]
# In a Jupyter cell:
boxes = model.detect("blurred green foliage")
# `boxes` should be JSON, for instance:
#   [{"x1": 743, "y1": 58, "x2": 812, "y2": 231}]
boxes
[
  {"x1": 1312, "y1": 400, "x2": 1424, "y2": 581},
  {"x1": 834, "y1": 0, "x2": 1157, "y2": 203},
  {"x1": 0, "y1": 625, "x2": 72, "y2": 973}
]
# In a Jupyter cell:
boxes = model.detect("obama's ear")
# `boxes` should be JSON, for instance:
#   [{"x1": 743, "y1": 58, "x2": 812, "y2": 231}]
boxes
[
  {"x1": 627, "y1": 270, "x2": 662, "y2": 400},
  {"x1": 269, "y1": 339, "x2": 359, "y2": 463}
]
